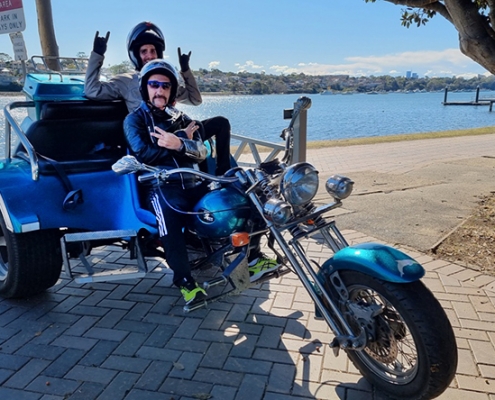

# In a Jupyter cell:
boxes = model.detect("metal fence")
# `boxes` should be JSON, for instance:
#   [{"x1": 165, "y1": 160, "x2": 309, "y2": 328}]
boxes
[{"x1": 231, "y1": 100, "x2": 308, "y2": 167}]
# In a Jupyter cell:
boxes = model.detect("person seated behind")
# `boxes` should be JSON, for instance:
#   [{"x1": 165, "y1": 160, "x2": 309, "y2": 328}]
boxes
[
  {"x1": 85, "y1": 21, "x2": 232, "y2": 175},
  {"x1": 124, "y1": 59, "x2": 209, "y2": 304},
  {"x1": 124, "y1": 60, "x2": 280, "y2": 302}
]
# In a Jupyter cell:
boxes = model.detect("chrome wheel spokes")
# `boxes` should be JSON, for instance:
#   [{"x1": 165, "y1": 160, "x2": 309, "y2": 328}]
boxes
[{"x1": 349, "y1": 286, "x2": 418, "y2": 384}]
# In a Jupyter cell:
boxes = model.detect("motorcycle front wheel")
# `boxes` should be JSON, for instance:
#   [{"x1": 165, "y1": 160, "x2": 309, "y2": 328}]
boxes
[{"x1": 330, "y1": 271, "x2": 457, "y2": 400}]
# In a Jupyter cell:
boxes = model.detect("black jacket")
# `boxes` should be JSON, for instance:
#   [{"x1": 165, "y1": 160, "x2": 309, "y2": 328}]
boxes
[{"x1": 124, "y1": 102, "x2": 207, "y2": 187}]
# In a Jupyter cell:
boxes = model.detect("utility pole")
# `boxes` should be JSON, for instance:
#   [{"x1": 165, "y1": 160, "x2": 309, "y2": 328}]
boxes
[{"x1": 35, "y1": 0, "x2": 60, "y2": 71}]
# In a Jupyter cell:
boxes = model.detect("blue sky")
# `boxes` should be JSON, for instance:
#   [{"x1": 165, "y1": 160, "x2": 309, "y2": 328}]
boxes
[{"x1": 0, "y1": 0, "x2": 489, "y2": 78}]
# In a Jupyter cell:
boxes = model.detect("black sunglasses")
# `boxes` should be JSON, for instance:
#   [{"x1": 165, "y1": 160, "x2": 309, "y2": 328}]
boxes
[{"x1": 147, "y1": 80, "x2": 172, "y2": 90}]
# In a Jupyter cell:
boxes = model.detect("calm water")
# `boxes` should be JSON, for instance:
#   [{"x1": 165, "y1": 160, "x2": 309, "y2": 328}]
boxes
[
  {"x1": 180, "y1": 91, "x2": 495, "y2": 142},
  {"x1": 2, "y1": 91, "x2": 495, "y2": 146}
]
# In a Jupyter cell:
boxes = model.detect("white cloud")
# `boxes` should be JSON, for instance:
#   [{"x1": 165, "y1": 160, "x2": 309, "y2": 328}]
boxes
[
  {"x1": 235, "y1": 60, "x2": 264, "y2": 72},
  {"x1": 235, "y1": 48, "x2": 489, "y2": 77},
  {"x1": 269, "y1": 65, "x2": 299, "y2": 74},
  {"x1": 208, "y1": 61, "x2": 221, "y2": 70}
]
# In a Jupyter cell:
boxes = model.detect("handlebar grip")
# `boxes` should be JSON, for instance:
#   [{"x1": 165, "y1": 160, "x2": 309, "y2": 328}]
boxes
[{"x1": 138, "y1": 172, "x2": 156, "y2": 183}]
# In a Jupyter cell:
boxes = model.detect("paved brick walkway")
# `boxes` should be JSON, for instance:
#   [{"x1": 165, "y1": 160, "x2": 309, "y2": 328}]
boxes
[{"x1": 1, "y1": 134, "x2": 495, "y2": 400}]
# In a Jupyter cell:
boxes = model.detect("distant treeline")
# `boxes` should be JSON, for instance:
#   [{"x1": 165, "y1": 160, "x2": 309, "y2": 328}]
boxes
[
  {"x1": 191, "y1": 68, "x2": 495, "y2": 95},
  {"x1": 7, "y1": 60, "x2": 495, "y2": 95}
]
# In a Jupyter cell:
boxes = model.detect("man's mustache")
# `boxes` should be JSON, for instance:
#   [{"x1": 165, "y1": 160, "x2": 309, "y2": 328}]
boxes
[{"x1": 152, "y1": 95, "x2": 168, "y2": 102}]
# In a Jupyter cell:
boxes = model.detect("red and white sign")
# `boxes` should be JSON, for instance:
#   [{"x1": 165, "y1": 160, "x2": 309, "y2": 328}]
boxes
[{"x1": 0, "y1": 0, "x2": 26, "y2": 34}]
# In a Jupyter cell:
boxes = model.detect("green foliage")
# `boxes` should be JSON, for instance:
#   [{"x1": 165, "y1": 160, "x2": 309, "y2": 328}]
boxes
[
  {"x1": 249, "y1": 80, "x2": 270, "y2": 94},
  {"x1": 401, "y1": 9, "x2": 436, "y2": 28},
  {"x1": 108, "y1": 61, "x2": 133, "y2": 75},
  {"x1": 0, "y1": 52, "x2": 12, "y2": 62},
  {"x1": 364, "y1": 0, "x2": 437, "y2": 27}
]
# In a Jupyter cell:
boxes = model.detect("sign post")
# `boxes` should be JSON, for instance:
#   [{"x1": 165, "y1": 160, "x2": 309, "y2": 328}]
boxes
[
  {"x1": 0, "y1": 0, "x2": 27, "y2": 80},
  {"x1": 9, "y1": 31, "x2": 27, "y2": 61},
  {"x1": 0, "y1": 0, "x2": 26, "y2": 34}
]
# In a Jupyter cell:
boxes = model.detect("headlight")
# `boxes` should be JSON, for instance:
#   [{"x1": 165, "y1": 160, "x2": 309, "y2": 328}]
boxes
[
  {"x1": 326, "y1": 175, "x2": 354, "y2": 200},
  {"x1": 263, "y1": 198, "x2": 292, "y2": 225},
  {"x1": 281, "y1": 162, "x2": 319, "y2": 206}
]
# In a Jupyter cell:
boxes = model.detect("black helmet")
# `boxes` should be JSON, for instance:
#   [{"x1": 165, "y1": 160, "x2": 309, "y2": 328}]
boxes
[
  {"x1": 139, "y1": 59, "x2": 179, "y2": 104},
  {"x1": 126, "y1": 21, "x2": 165, "y2": 70}
]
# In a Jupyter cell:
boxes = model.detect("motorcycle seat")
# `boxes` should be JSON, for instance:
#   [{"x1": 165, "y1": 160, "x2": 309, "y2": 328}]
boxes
[{"x1": 16, "y1": 101, "x2": 128, "y2": 174}]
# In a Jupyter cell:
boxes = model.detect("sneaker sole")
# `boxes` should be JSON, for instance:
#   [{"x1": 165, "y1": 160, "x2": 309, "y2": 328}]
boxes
[
  {"x1": 249, "y1": 264, "x2": 281, "y2": 282},
  {"x1": 184, "y1": 291, "x2": 207, "y2": 305}
]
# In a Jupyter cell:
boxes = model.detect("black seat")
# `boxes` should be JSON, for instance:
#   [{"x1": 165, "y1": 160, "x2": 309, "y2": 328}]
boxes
[
  {"x1": 17, "y1": 100, "x2": 128, "y2": 174},
  {"x1": 40, "y1": 100, "x2": 127, "y2": 121}
]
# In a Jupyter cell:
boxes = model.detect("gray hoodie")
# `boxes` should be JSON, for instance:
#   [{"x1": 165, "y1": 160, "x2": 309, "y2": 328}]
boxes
[{"x1": 84, "y1": 51, "x2": 203, "y2": 113}]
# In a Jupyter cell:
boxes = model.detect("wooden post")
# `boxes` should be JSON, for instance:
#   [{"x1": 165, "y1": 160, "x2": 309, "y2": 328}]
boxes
[
  {"x1": 291, "y1": 106, "x2": 307, "y2": 163},
  {"x1": 443, "y1": 87, "x2": 448, "y2": 104},
  {"x1": 475, "y1": 86, "x2": 480, "y2": 103},
  {"x1": 35, "y1": 0, "x2": 61, "y2": 71}
]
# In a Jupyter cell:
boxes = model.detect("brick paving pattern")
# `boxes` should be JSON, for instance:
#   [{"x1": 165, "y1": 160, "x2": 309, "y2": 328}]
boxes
[{"x1": 1, "y1": 134, "x2": 495, "y2": 399}]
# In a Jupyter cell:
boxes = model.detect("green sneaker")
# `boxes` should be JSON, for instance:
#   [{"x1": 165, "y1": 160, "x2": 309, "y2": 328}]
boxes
[
  {"x1": 248, "y1": 256, "x2": 280, "y2": 282},
  {"x1": 179, "y1": 281, "x2": 207, "y2": 305}
]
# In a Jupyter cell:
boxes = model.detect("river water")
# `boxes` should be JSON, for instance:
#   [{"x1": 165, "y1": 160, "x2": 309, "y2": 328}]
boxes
[{"x1": 2, "y1": 91, "x2": 495, "y2": 146}]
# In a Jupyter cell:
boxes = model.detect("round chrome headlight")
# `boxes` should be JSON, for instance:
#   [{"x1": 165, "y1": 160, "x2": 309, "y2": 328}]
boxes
[
  {"x1": 263, "y1": 198, "x2": 292, "y2": 225},
  {"x1": 325, "y1": 175, "x2": 354, "y2": 200},
  {"x1": 281, "y1": 162, "x2": 319, "y2": 206}
]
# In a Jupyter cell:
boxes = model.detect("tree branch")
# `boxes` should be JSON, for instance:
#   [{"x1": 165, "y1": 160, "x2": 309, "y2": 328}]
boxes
[
  {"x1": 486, "y1": 0, "x2": 495, "y2": 27},
  {"x1": 384, "y1": 0, "x2": 453, "y2": 23},
  {"x1": 368, "y1": 0, "x2": 495, "y2": 74},
  {"x1": 445, "y1": 0, "x2": 495, "y2": 71}
]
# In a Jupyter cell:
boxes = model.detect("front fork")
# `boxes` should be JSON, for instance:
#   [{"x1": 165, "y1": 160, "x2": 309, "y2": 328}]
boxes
[
  {"x1": 242, "y1": 171, "x2": 369, "y2": 352},
  {"x1": 268, "y1": 220, "x2": 369, "y2": 353}
]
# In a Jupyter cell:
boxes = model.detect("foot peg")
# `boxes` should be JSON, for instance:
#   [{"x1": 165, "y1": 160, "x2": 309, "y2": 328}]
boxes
[{"x1": 183, "y1": 299, "x2": 208, "y2": 313}]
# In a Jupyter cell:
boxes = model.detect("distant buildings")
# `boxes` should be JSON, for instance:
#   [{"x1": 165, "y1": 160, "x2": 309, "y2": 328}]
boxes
[{"x1": 406, "y1": 71, "x2": 418, "y2": 79}]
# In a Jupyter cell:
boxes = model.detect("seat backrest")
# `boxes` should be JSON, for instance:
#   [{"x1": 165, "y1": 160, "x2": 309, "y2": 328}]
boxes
[
  {"x1": 24, "y1": 117, "x2": 126, "y2": 161},
  {"x1": 20, "y1": 100, "x2": 128, "y2": 170},
  {"x1": 40, "y1": 100, "x2": 128, "y2": 121}
]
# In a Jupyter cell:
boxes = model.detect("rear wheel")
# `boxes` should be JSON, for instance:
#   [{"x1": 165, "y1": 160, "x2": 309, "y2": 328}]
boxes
[
  {"x1": 0, "y1": 213, "x2": 62, "y2": 298},
  {"x1": 327, "y1": 271, "x2": 457, "y2": 400}
]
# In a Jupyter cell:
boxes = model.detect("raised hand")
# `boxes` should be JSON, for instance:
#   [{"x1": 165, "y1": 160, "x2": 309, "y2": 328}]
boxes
[
  {"x1": 151, "y1": 126, "x2": 183, "y2": 150},
  {"x1": 177, "y1": 47, "x2": 192, "y2": 72},
  {"x1": 184, "y1": 121, "x2": 200, "y2": 139},
  {"x1": 93, "y1": 31, "x2": 110, "y2": 56}
]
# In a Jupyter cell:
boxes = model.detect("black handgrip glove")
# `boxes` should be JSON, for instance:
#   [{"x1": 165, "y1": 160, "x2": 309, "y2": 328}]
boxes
[
  {"x1": 178, "y1": 47, "x2": 191, "y2": 72},
  {"x1": 93, "y1": 31, "x2": 110, "y2": 56}
]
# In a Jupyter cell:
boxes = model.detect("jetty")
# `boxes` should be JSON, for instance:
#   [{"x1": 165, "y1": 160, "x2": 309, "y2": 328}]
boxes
[{"x1": 442, "y1": 86, "x2": 495, "y2": 110}]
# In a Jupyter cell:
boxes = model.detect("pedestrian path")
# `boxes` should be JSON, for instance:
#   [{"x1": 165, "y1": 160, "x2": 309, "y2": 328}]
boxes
[
  {"x1": 308, "y1": 133, "x2": 495, "y2": 175},
  {"x1": 0, "y1": 134, "x2": 494, "y2": 399}
]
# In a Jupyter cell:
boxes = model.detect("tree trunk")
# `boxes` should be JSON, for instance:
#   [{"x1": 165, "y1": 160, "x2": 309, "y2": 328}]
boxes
[
  {"x1": 445, "y1": 0, "x2": 495, "y2": 74},
  {"x1": 381, "y1": 0, "x2": 495, "y2": 75},
  {"x1": 35, "y1": 0, "x2": 60, "y2": 71}
]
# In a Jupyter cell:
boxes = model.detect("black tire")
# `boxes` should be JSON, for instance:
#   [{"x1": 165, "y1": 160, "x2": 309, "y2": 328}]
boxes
[
  {"x1": 328, "y1": 271, "x2": 457, "y2": 400},
  {"x1": 0, "y1": 213, "x2": 63, "y2": 298}
]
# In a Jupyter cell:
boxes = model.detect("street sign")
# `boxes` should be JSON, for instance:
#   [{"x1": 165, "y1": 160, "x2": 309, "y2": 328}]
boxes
[
  {"x1": 0, "y1": 0, "x2": 26, "y2": 34},
  {"x1": 9, "y1": 31, "x2": 27, "y2": 60}
]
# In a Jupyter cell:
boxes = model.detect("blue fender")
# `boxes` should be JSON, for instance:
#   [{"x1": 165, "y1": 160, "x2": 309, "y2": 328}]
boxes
[{"x1": 321, "y1": 242, "x2": 425, "y2": 283}]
